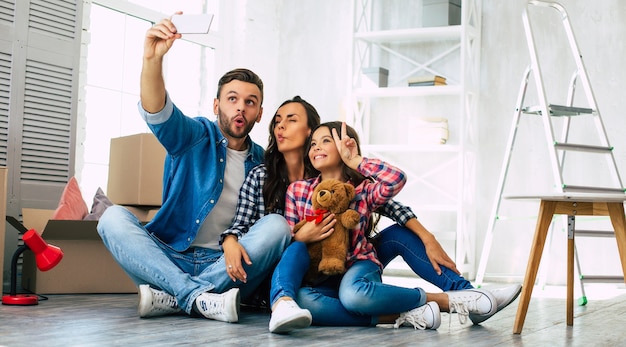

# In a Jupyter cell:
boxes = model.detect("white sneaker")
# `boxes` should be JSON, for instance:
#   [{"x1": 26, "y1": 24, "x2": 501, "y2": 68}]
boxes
[
  {"x1": 137, "y1": 284, "x2": 182, "y2": 318},
  {"x1": 469, "y1": 284, "x2": 522, "y2": 325},
  {"x1": 394, "y1": 301, "x2": 441, "y2": 330},
  {"x1": 446, "y1": 288, "x2": 496, "y2": 324},
  {"x1": 269, "y1": 299, "x2": 312, "y2": 334},
  {"x1": 194, "y1": 288, "x2": 240, "y2": 323}
]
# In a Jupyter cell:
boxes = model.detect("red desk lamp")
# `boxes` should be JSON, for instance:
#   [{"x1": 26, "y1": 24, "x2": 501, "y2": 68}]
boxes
[{"x1": 2, "y1": 229, "x2": 64, "y2": 305}]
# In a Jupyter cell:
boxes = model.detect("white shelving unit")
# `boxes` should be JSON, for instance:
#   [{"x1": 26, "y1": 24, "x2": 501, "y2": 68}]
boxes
[{"x1": 347, "y1": 0, "x2": 481, "y2": 277}]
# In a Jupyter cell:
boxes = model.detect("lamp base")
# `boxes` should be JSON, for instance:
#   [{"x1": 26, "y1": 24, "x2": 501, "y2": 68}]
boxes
[{"x1": 2, "y1": 294, "x2": 39, "y2": 305}]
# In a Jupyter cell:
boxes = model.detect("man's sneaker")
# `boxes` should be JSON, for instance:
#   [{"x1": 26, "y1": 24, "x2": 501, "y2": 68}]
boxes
[
  {"x1": 137, "y1": 284, "x2": 182, "y2": 318},
  {"x1": 194, "y1": 288, "x2": 240, "y2": 323},
  {"x1": 269, "y1": 299, "x2": 312, "y2": 334},
  {"x1": 394, "y1": 301, "x2": 441, "y2": 330},
  {"x1": 469, "y1": 284, "x2": 522, "y2": 325},
  {"x1": 446, "y1": 288, "x2": 497, "y2": 324}
]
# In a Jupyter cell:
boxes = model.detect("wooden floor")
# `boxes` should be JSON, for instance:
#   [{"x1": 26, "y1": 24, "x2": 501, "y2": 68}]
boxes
[{"x1": 1, "y1": 281, "x2": 625, "y2": 347}]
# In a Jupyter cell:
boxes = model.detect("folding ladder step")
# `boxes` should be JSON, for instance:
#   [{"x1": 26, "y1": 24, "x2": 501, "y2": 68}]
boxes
[
  {"x1": 561, "y1": 185, "x2": 626, "y2": 194},
  {"x1": 579, "y1": 275, "x2": 624, "y2": 283},
  {"x1": 522, "y1": 104, "x2": 594, "y2": 116},
  {"x1": 554, "y1": 142, "x2": 613, "y2": 153},
  {"x1": 575, "y1": 230, "x2": 615, "y2": 238}
]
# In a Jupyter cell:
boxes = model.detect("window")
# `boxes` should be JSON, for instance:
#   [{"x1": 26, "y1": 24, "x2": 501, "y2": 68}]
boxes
[{"x1": 80, "y1": 0, "x2": 218, "y2": 199}]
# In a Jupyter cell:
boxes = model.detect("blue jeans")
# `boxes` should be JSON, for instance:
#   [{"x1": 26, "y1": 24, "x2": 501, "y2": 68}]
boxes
[
  {"x1": 270, "y1": 242, "x2": 427, "y2": 326},
  {"x1": 298, "y1": 260, "x2": 427, "y2": 326},
  {"x1": 374, "y1": 224, "x2": 473, "y2": 291},
  {"x1": 97, "y1": 206, "x2": 292, "y2": 314},
  {"x1": 270, "y1": 241, "x2": 309, "y2": 306}
]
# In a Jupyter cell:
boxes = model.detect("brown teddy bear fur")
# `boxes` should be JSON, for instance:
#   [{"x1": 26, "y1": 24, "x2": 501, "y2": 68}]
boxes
[{"x1": 293, "y1": 179, "x2": 361, "y2": 284}]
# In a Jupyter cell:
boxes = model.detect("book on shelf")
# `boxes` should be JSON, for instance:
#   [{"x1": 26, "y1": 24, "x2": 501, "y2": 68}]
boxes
[
  {"x1": 407, "y1": 75, "x2": 447, "y2": 86},
  {"x1": 408, "y1": 80, "x2": 448, "y2": 87}
]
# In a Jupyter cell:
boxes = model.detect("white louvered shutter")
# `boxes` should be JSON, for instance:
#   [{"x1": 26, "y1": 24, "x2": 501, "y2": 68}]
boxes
[{"x1": 0, "y1": 0, "x2": 82, "y2": 216}]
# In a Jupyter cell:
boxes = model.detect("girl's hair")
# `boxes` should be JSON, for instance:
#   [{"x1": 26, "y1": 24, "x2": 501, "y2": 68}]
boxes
[
  {"x1": 263, "y1": 96, "x2": 321, "y2": 214},
  {"x1": 307, "y1": 121, "x2": 366, "y2": 186}
]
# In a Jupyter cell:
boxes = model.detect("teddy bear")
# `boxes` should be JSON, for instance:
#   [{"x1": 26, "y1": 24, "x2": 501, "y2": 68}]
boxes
[{"x1": 293, "y1": 179, "x2": 361, "y2": 284}]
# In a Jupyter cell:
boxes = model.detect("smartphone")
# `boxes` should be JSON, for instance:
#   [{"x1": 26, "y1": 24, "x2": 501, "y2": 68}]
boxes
[{"x1": 171, "y1": 14, "x2": 214, "y2": 34}]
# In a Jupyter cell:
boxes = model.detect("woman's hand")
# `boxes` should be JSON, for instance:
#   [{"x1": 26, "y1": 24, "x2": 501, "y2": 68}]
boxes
[
  {"x1": 422, "y1": 233, "x2": 460, "y2": 275},
  {"x1": 292, "y1": 213, "x2": 337, "y2": 243},
  {"x1": 404, "y1": 218, "x2": 460, "y2": 276},
  {"x1": 221, "y1": 235, "x2": 252, "y2": 283}
]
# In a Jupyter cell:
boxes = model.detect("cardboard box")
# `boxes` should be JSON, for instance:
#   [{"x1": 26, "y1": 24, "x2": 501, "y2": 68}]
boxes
[
  {"x1": 124, "y1": 205, "x2": 160, "y2": 223},
  {"x1": 423, "y1": 0, "x2": 462, "y2": 27},
  {"x1": 21, "y1": 208, "x2": 137, "y2": 294},
  {"x1": 107, "y1": 133, "x2": 166, "y2": 206},
  {"x1": 0, "y1": 167, "x2": 7, "y2": 291}
]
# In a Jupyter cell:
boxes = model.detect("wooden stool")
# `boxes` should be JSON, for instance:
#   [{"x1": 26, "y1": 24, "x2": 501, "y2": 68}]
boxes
[{"x1": 510, "y1": 195, "x2": 626, "y2": 334}]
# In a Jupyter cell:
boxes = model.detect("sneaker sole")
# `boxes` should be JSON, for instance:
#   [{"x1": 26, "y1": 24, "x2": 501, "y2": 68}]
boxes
[
  {"x1": 270, "y1": 314, "x2": 312, "y2": 334},
  {"x1": 230, "y1": 288, "x2": 241, "y2": 323},
  {"x1": 429, "y1": 303, "x2": 442, "y2": 330},
  {"x1": 137, "y1": 285, "x2": 153, "y2": 318},
  {"x1": 469, "y1": 285, "x2": 522, "y2": 325},
  {"x1": 220, "y1": 288, "x2": 241, "y2": 323},
  {"x1": 497, "y1": 284, "x2": 522, "y2": 311}
]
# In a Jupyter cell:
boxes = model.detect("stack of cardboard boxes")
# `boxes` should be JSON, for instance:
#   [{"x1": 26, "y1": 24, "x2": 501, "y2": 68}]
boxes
[{"x1": 21, "y1": 133, "x2": 165, "y2": 294}]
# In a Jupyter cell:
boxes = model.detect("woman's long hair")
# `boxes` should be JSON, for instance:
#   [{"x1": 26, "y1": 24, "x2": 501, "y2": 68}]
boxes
[{"x1": 263, "y1": 96, "x2": 321, "y2": 214}]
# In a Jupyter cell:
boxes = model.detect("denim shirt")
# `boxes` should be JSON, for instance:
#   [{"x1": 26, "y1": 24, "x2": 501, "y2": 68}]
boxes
[{"x1": 138, "y1": 94, "x2": 264, "y2": 251}]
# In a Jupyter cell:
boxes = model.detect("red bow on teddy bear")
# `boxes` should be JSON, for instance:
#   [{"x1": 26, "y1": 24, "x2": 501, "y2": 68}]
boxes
[{"x1": 305, "y1": 209, "x2": 328, "y2": 224}]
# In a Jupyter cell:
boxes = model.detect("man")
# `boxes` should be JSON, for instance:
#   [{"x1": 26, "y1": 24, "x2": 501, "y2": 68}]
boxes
[{"x1": 97, "y1": 16, "x2": 291, "y2": 323}]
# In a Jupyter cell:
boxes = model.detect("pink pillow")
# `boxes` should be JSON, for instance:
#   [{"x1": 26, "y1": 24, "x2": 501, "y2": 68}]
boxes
[{"x1": 51, "y1": 177, "x2": 89, "y2": 220}]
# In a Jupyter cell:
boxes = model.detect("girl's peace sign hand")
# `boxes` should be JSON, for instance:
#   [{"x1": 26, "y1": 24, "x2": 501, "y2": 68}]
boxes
[{"x1": 332, "y1": 122, "x2": 362, "y2": 170}]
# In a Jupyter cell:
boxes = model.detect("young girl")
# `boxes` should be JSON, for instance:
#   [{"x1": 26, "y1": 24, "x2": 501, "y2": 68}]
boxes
[{"x1": 268, "y1": 122, "x2": 498, "y2": 333}]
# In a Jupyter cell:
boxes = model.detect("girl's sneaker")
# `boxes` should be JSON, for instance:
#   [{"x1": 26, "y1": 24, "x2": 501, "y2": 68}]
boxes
[
  {"x1": 394, "y1": 301, "x2": 441, "y2": 330},
  {"x1": 269, "y1": 299, "x2": 312, "y2": 334}
]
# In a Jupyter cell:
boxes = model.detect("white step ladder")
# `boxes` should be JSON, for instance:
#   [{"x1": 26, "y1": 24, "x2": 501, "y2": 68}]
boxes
[{"x1": 475, "y1": 0, "x2": 626, "y2": 295}]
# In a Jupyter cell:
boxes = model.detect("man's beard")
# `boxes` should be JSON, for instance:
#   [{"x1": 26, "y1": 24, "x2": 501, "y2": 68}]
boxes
[{"x1": 218, "y1": 109, "x2": 255, "y2": 140}]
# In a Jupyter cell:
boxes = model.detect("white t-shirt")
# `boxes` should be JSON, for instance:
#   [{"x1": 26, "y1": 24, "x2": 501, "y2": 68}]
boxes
[{"x1": 192, "y1": 147, "x2": 247, "y2": 249}]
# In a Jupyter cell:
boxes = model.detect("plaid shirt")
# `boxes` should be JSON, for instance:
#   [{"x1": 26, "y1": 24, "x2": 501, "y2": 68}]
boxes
[
  {"x1": 220, "y1": 164, "x2": 418, "y2": 246},
  {"x1": 371, "y1": 199, "x2": 415, "y2": 236},
  {"x1": 285, "y1": 157, "x2": 406, "y2": 269},
  {"x1": 220, "y1": 164, "x2": 274, "y2": 243}
]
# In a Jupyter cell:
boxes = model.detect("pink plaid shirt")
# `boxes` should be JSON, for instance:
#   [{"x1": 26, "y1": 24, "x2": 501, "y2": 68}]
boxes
[{"x1": 285, "y1": 157, "x2": 406, "y2": 269}]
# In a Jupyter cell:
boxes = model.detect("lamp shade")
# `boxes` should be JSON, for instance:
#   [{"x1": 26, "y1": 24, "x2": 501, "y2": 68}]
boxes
[{"x1": 22, "y1": 229, "x2": 63, "y2": 271}]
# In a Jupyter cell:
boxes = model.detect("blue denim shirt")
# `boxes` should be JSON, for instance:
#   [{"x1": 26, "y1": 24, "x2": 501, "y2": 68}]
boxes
[{"x1": 138, "y1": 94, "x2": 264, "y2": 251}]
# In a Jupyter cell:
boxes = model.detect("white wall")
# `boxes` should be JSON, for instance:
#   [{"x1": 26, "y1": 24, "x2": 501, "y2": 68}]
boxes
[{"x1": 219, "y1": 0, "x2": 352, "y2": 148}]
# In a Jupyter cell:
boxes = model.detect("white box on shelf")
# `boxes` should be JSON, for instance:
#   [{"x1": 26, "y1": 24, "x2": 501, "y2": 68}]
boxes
[
  {"x1": 408, "y1": 117, "x2": 449, "y2": 145},
  {"x1": 361, "y1": 67, "x2": 389, "y2": 88},
  {"x1": 423, "y1": 0, "x2": 462, "y2": 27}
]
